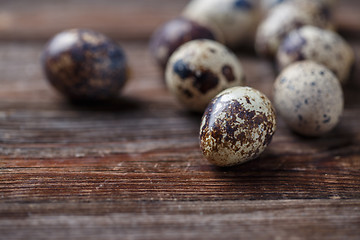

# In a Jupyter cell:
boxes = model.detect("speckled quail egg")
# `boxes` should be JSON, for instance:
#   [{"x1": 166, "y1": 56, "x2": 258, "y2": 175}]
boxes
[
  {"x1": 149, "y1": 17, "x2": 223, "y2": 70},
  {"x1": 200, "y1": 86, "x2": 277, "y2": 167},
  {"x1": 277, "y1": 25, "x2": 355, "y2": 84},
  {"x1": 42, "y1": 28, "x2": 128, "y2": 101},
  {"x1": 273, "y1": 61, "x2": 344, "y2": 136},
  {"x1": 255, "y1": 0, "x2": 333, "y2": 58},
  {"x1": 182, "y1": 0, "x2": 259, "y2": 49},
  {"x1": 165, "y1": 39, "x2": 246, "y2": 112}
]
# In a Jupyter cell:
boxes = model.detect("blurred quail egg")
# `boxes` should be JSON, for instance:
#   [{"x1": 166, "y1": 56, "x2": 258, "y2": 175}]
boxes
[
  {"x1": 182, "y1": 0, "x2": 259, "y2": 48},
  {"x1": 273, "y1": 61, "x2": 344, "y2": 136},
  {"x1": 42, "y1": 28, "x2": 128, "y2": 101},
  {"x1": 277, "y1": 25, "x2": 355, "y2": 84},
  {"x1": 149, "y1": 17, "x2": 223, "y2": 70},
  {"x1": 260, "y1": 0, "x2": 289, "y2": 12},
  {"x1": 200, "y1": 86, "x2": 276, "y2": 167},
  {"x1": 255, "y1": 0, "x2": 333, "y2": 58},
  {"x1": 259, "y1": 0, "x2": 337, "y2": 15},
  {"x1": 165, "y1": 39, "x2": 245, "y2": 112}
]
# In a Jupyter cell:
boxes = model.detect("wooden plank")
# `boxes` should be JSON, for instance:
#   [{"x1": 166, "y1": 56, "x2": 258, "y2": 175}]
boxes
[
  {"x1": 0, "y1": 200, "x2": 360, "y2": 240},
  {"x1": 0, "y1": 41, "x2": 359, "y2": 203},
  {"x1": 0, "y1": 39, "x2": 359, "y2": 240},
  {"x1": 0, "y1": 1, "x2": 360, "y2": 239}
]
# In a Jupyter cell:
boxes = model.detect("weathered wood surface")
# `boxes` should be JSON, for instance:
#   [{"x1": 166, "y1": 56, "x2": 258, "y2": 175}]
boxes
[
  {"x1": 1, "y1": 200, "x2": 360, "y2": 240},
  {"x1": 0, "y1": 0, "x2": 360, "y2": 239}
]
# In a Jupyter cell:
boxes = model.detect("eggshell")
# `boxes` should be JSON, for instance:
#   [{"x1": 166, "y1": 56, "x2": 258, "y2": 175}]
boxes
[
  {"x1": 166, "y1": 39, "x2": 245, "y2": 112},
  {"x1": 277, "y1": 25, "x2": 355, "y2": 84},
  {"x1": 200, "y1": 86, "x2": 276, "y2": 167},
  {"x1": 149, "y1": 17, "x2": 223, "y2": 70},
  {"x1": 183, "y1": 0, "x2": 259, "y2": 48},
  {"x1": 273, "y1": 61, "x2": 344, "y2": 136},
  {"x1": 41, "y1": 29, "x2": 128, "y2": 101},
  {"x1": 255, "y1": 0, "x2": 333, "y2": 58}
]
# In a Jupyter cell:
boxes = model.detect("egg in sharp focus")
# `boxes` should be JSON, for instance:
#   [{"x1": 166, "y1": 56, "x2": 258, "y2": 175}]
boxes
[
  {"x1": 41, "y1": 28, "x2": 128, "y2": 101},
  {"x1": 165, "y1": 39, "x2": 246, "y2": 112},
  {"x1": 277, "y1": 25, "x2": 355, "y2": 84},
  {"x1": 200, "y1": 86, "x2": 277, "y2": 167},
  {"x1": 273, "y1": 61, "x2": 344, "y2": 136}
]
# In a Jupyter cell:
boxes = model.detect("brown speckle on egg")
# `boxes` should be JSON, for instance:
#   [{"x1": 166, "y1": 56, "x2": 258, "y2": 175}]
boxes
[
  {"x1": 166, "y1": 39, "x2": 245, "y2": 112},
  {"x1": 200, "y1": 86, "x2": 277, "y2": 167},
  {"x1": 41, "y1": 28, "x2": 128, "y2": 101},
  {"x1": 277, "y1": 25, "x2": 355, "y2": 84},
  {"x1": 255, "y1": 0, "x2": 334, "y2": 58},
  {"x1": 222, "y1": 65, "x2": 236, "y2": 82}
]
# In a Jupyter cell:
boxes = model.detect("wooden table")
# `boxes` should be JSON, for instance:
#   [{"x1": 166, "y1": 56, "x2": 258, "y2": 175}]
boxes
[{"x1": 1, "y1": 0, "x2": 359, "y2": 239}]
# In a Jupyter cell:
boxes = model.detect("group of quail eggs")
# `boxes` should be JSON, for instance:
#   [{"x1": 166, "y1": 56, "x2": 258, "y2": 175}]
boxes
[
  {"x1": 149, "y1": 0, "x2": 355, "y2": 167},
  {"x1": 41, "y1": 0, "x2": 355, "y2": 167}
]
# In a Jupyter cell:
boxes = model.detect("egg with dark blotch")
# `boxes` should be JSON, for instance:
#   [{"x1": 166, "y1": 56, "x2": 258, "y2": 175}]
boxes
[
  {"x1": 274, "y1": 61, "x2": 343, "y2": 136},
  {"x1": 149, "y1": 17, "x2": 223, "y2": 70},
  {"x1": 200, "y1": 86, "x2": 277, "y2": 167},
  {"x1": 277, "y1": 25, "x2": 354, "y2": 84},
  {"x1": 255, "y1": 0, "x2": 334, "y2": 58},
  {"x1": 41, "y1": 28, "x2": 128, "y2": 101},
  {"x1": 166, "y1": 39, "x2": 246, "y2": 112}
]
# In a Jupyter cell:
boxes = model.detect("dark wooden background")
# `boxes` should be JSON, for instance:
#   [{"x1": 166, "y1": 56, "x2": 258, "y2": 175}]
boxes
[{"x1": 0, "y1": 0, "x2": 359, "y2": 239}]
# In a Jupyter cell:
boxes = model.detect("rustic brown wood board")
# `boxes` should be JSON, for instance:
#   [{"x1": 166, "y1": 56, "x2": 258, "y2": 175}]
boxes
[{"x1": 0, "y1": 0, "x2": 360, "y2": 239}]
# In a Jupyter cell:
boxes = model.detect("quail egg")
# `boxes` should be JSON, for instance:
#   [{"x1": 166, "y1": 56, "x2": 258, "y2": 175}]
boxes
[
  {"x1": 182, "y1": 0, "x2": 259, "y2": 49},
  {"x1": 149, "y1": 17, "x2": 223, "y2": 69},
  {"x1": 165, "y1": 39, "x2": 246, "y2": 112},
  {"x1": 42, "y1": 28, "x2": 128, "y2": 101},
  {"x1": 277, "y1": 25, "x2": 355, "y2": 84},
  {"x1": 255, "y1": 0, "x2": 333, "y2": 58},
  {"x1": 200, "y1": 86, "x2": 277, "y2": 167},
  {"x1": 273, "y1": 61, "x2": 344, "y2": 136}
]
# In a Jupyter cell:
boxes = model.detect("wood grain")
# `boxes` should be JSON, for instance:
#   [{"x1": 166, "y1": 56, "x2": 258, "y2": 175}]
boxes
[
  {"x1": 1, "y1": 200, "x2": 360, "y2": 240},
  {"x1": 0, "y1": 0, "x2": 360, "y2": 239},
  {"x1": 0, "y1": 0, "x2": 359, "y2": 41}
]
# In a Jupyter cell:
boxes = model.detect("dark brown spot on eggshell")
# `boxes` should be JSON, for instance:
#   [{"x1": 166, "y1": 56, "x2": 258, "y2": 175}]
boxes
[
  {"x1": 173, "y1": 59, "x2": 219, "y2": 94},
  {"x1": 193, "y1": 70, "x2": 219, "y2": 94},
  {"x1": 183, "y1": 89, "x2": 194, "y2": 98},
  {"x1": 222, "y1": 65, "x2": 235, "y2": 82},
  {"x1": 209, "y1": 48, "x2": 217, "y2": 53}
]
